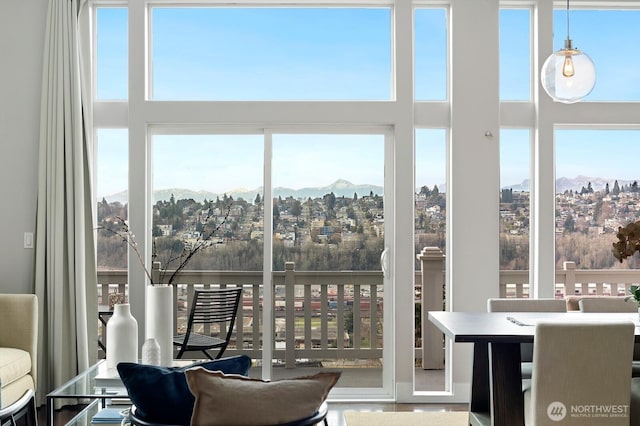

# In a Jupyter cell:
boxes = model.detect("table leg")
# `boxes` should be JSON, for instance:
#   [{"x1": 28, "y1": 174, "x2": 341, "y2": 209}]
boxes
[
  {"x1": 489, "y1": 342, "x2": 524, "y2": 426},
  {"x1": 470, "y1": 341, "x2": 490, "y2": 415},
  {"x1": 47, "y1": 396, "x2": 53, "y2": 426}
]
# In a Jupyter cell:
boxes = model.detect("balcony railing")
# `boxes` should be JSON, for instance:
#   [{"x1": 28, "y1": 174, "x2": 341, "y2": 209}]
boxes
[
  {"x1": 98, "y1": 261, "x2": 383, "y2": 367},
  {"x1": 97, "y1": 250, "x2": 640, "y2": 373}
]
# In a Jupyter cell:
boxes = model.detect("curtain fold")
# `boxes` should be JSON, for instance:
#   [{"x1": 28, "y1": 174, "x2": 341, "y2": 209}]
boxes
[{"x1": 35, "y1": 0, "x2": 97, "y2": 406}]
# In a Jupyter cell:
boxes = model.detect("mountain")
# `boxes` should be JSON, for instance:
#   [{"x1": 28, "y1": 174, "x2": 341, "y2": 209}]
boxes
[
  {"x1": 100, "y1": 179, "x2": 384, "y2": 204},
  {"x1": 504, "y1": 175, "x2": 639, "y2": 193},
  {"x1": 100, "y1": 175, "x2": 640, "y2": 204}
]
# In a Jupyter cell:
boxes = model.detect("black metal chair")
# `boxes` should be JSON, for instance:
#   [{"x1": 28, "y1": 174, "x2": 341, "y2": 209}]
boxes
[
  {"x1": 0, "y1": 389, "x2": 37, "y2": 426},
  {"x1": 173, "y1": 288, "x2": 242, "y2": 360}
]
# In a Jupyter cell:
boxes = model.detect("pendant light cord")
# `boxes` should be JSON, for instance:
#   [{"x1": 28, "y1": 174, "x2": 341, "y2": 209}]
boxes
[{"x1": 566, "y1": 0, "x2": 571, "y2": 41}]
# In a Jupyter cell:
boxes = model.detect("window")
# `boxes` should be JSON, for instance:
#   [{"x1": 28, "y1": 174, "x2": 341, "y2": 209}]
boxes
[
  {"x1": 500, "y1": 129, "x2": 530, "y2": 271},
  {"x1": 151, "y1": 133, "x2": 264, "y2": 271},
  {"x1": 499, "y1": 8, "x2": 531, "y2": 101},
  {"x1": 96, "y1": 128, "x2": 128, "y2": 270},
  {"x1": 89, "y1": 0, "x2": 640, "y2": 403},
  {"x1": 555, "y1": 129, "x2": 640, "y2": 271},
  {"x1": 150, "y1": 7, "x2": 392, "y2": 100},
  {"x1": 414, "y1": 128, "x2": 446, "y2": 392},
  {"x1": 552, "y1": 9, "x2": 640, "y2": 101},
  {"x1": 414, "y1": 8, "x2": 447, "y2": 101},
  {"x1": 96, "y1": 7, "x2": 127, "y2": 100}
]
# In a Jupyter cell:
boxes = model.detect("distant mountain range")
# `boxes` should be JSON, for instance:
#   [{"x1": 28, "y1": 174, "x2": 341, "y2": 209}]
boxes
[
  {"x1": 98, "y1": 175, "x2": 639, "y2": 204},
  {"x1": 100, "y1": 179, "x2": 385, "y2": 204},
  {"x1": 504, "y1": 175, "x2": 639, "y2": 193}
]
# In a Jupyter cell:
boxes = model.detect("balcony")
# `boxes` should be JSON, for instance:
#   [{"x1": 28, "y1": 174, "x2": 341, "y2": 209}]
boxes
[{"x1": 97, "y1": 248, "x2": 640, "y2": 393}]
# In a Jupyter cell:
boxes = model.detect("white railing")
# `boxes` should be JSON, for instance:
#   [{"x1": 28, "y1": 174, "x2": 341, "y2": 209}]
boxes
[
  {"x1": 97, "y1": 262, "x2": 383, "y2": 368},
  {"x1": 498, "y1": 260, "x2": 640, "y2": 299},
  {"x1": 98, "y1": 251, "x2": 640, "y2": 372}
]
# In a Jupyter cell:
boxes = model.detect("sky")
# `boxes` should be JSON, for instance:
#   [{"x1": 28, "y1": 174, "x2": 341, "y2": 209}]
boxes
[{"x1": 95, "y1": 6, "x2": 640, "y2": 199}]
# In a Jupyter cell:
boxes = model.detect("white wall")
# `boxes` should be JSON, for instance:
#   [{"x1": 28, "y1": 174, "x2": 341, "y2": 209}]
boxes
[{"x1": 0, "y1": 0, "x2": 47, "y2": 293}]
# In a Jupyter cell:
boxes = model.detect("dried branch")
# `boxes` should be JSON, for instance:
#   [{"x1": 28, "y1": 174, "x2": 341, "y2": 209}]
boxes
[{"x1": 99, "y1": 202, "x2": 232, "y2": 286}]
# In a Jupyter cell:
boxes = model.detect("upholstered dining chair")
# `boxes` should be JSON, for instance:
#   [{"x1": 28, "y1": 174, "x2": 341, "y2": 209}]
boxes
[
  {"x1": 524, "y1": 320, "x2": 634, "y2": 425},
  {"x1": 578, "y1": 296, "x2": 637, "y2": 313},
  {"x1": 578, "y1": 296, "x2": 640, "y2": 378},
  {"x1": 173, "y1": 288, "x2": 243, "y2": 360},
  {"x1": 487, "y1": 298, "x2": 566, "y2": 380}
]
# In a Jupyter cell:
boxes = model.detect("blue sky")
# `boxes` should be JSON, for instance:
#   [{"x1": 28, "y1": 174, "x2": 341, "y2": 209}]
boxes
[{"x1": 96, "y1": 6, "x2": 640, "y2": 199}]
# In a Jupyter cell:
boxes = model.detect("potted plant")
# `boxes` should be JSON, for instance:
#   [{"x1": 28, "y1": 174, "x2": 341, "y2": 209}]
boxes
[{"x1": 612, "y1": 220, "x2": 640, "y2": 310}]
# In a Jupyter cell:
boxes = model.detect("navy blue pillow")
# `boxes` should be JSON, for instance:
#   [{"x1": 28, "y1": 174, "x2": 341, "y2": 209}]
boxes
[{"x1": 117, "y1": 355, "x2": 251, "y2": 425}]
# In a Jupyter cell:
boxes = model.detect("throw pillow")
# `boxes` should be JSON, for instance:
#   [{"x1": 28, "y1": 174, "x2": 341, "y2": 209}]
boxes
[
  {"x1": 117, "y1": 355, "x2": 251, "y2": 425},
  {"x1": 185, "y1": 368, "x2": 341, "y2": 426}
]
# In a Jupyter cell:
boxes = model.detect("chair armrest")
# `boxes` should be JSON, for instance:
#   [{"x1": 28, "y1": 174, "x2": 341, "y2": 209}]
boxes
[{"x1": 0, "y1": 294, "x2": 38, "y2": 387}]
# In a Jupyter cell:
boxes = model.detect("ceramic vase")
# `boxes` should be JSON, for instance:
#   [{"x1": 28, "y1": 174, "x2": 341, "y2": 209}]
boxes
[
  {"x1": 106, "y1": 303, "x2": 138, "y2": 372},
  {"x1": 142, "y1": 337, "x2": 161, "y2": 365},
  {"x1": 146, "y1": 285, "x2": 174, "y2": 366}
]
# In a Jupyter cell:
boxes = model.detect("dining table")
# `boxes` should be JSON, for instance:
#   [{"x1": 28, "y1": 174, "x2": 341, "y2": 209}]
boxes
[{"x1": 427, "y1": 311, "x2": 640, "y2": 426}]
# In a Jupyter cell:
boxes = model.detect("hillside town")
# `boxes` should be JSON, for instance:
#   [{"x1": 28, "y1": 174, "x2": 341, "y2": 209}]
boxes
[{"x1": 97, "y1": 178, "x2": 640, "y2": 273}]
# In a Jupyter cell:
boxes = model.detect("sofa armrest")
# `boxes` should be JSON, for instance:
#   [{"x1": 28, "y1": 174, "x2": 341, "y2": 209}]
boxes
[{"x1": 0, "y1": 294, "x2": 38, "y2": 388}]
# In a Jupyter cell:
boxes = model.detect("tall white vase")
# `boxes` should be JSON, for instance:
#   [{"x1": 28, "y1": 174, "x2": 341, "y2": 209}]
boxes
[
  {"x1": 146, "y1": 285, "x2": 174, "y2": 366},
  {"x1": 106, "y1": 303, "x2": 138, "y2": 372}
]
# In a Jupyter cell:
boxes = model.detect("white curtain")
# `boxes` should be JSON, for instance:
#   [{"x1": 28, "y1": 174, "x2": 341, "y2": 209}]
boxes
[{"x1": 35, "y1": 0, "x2": 97, "y2": 406}]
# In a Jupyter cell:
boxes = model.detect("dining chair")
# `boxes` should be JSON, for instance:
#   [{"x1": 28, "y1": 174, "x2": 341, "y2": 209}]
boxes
[
  {"x1": 173, "y1": 288, "x2": 243, "y2": 360},
  {"x1": 524, "y1": 320, "x2": 634, "y2": 425},
  {"x1": 578, "y1": 296, "x2": 640, "y2": 378},
  {"x1": 487, "y1": 298, "x2": 566, "y2": 379},
  {"x1": 578, "y1": 296, "x2": 637, "y2": 313}
]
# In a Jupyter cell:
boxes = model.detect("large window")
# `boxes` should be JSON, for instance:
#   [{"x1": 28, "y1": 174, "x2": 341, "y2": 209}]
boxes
[
  {"x1": 555, "y1": 129, "x2": 640, "y2": 270},
  {"x1": 150, "y1": 7, "x2": 392, "y2": 100},
  {"x1": 90, "y1": 0, "x2": 640, "y2": 403}
]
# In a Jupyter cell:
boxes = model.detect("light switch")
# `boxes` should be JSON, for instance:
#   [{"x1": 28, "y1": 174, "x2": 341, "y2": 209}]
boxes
[{"x1": 24, "y1": 232, "x2": 34, "y2": 249}]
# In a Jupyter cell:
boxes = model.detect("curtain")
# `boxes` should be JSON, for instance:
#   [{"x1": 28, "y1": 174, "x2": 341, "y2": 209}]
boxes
[{"x1": 35, "y1": 0, "x2": 97, "y2": 406}]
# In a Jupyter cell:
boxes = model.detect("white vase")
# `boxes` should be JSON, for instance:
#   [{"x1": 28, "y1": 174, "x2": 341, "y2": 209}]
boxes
[
  {"x1": 106, "y1": 303, "x2": 138, "y2": 372},
  {"x1": 146, "y1": 285, "x2": 174, "y2": 366},
  {"x1": 142, "y1": 337, "x2": 161, "y2": 365}
]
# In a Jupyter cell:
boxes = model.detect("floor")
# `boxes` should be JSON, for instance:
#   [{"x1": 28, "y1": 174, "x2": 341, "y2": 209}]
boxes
[{"x1": 40, "y1": 402, "x2": 468, "y2": 426}]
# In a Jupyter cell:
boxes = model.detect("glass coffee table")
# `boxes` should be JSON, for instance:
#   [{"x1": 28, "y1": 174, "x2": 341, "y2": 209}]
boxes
[{"x1": 46, "y1": 360, "x2": 129, "y2": 426}]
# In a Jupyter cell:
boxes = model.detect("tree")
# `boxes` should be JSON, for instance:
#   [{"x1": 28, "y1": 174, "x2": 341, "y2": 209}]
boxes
[
  {"x1": 612, "y1": 180, "x2": 621, "y2": 195},
  {"x1": 419, "y1": 185, "x2": 431, "y2": 196},
  {"x1": 291, "y1": 199, "x2": 302, "y2": 219},
  {"x1": 501, "y1": 188, "x2": 513, "y2": 203},
  {"x1": 563, "y1": 214, "x2": 575, "y2": 233},
  {"x1": 254, "y1": 193, "x2": 261, "y2": 204}
]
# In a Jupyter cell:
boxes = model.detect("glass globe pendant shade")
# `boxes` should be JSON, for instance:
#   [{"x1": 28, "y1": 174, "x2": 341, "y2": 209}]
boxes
[{"x1": 541, "y1": 40, "x2": 596, "y2": 104}]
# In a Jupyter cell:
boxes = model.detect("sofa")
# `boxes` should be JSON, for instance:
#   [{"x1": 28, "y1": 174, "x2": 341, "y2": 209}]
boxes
[{"x1": 0, "y1": 294, "x2": 37, "y2": 408}]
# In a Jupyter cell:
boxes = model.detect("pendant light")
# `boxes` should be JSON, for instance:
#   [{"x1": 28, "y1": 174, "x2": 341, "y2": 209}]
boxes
[{"x1": 541, "y1": 0, "x2": 596, "y2": 103}]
